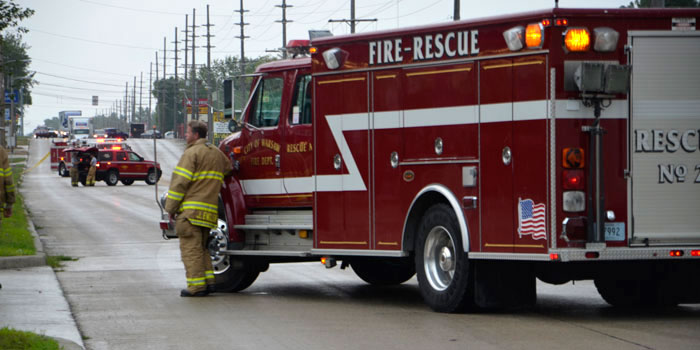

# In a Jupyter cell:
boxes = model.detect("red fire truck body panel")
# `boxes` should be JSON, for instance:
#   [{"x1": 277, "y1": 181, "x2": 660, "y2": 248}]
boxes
[{"x1": 210, "y1": 7, "x2": 700, "y2": 310}]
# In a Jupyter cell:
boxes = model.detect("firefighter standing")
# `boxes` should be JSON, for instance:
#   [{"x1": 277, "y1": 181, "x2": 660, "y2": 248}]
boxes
[
  {"x1": 69, "y1": 146, "x2": 80, "y2": 187},
  {"x1": 164, "y1": 121, "x2": 232, "y2": 297},
  {"x1": 86, "y1": 154, "x2": 97, "y2": 186},
  {"x1": 0, "y1": 145, "x2": 15, "y2": 222}
]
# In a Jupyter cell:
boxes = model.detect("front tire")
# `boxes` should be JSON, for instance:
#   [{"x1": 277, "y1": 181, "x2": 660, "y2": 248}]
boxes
[
  {"x1": 58, "y1": 163, "x2": 69, "y2": 177},
  {"x1": 415, "y1": 203, "x2": 473, "y2": 313},
  {"x1": 351, "y1": 258, "x2": 415, "y2": 285},
  {"x1": 207, "y1": 220, "x2": 260, "y2": 292},
  {"x1": 105, "y1": 170, "x2": 119, "y2": 186},
  {"x1": 145, "y1": 169, "x2": 159, "y2": 185}
]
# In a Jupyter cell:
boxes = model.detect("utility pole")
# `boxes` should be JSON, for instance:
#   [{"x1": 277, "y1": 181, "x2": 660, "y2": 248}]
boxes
[
  {"x1": 183, "y1": 15, "x2": 189, "y2": 82},
  {"x1": 124, "y1": 82, "x2": 129, "y2": 125},
  {"x1": 191, "y1": 8, "x2": 198, "y2": 122},
  {"x1": 139, "y1": 72, "x2": 143, "y2": 123},
  {"x1": 0, "y1": 73, "x2": 5, "y2": 147},
  {"x1": 163, "y1": 36, "x2": 167, "y2": 132},
  {"x1": 132, "y1": 76, "x2": 136, "y2": 124},
  {"x1": 156, "y1": 51, "x2": 159, "y2": 128},
  {"x1": 454, "y1": 0, "x2": 460, "y2": 21},
  {"x1": 149, "y1": 62, "x2": 152, "y2": 128},
  {"x1": 275, "y1": 0, "x2": 293, "y2": 58},
  {"x1": 329, "y1": 0, "x2": 376, "y2": 34},
  {"x1": 172, "y1": 27, "x2": 180, "y2": 137},
  {"x1": 205, "y1": 4, "x2": 215, "y2": 143},
  {"x1": 235, "y1": 0, "x2": 250, "y2": 74}
]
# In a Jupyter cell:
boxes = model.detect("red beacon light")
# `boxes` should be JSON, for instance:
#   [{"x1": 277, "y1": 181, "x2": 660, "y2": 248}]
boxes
[{"x1": 286, "y1": 39, "x2": 311, "y2": 58}]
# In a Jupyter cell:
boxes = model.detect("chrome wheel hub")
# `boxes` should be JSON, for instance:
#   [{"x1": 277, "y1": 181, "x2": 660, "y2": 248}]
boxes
[
  {"x1": 423, "y1": 226, "x2": 456, "y2": 291},
  {"x1": 208, "y1": 219, "x2": 230, "y2": 274}
]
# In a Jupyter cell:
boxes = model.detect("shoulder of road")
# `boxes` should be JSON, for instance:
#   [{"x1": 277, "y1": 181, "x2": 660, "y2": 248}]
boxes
[{"x1": 1, "y1": 144, "x2": 85, "y2": 350}]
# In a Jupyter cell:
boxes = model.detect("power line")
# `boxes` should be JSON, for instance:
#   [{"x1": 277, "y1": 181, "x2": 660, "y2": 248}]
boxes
[
  {"x1": 77, "y1": 0, "x2": 232, "y2": 17},
  {"x1": 31, "y1": 58, "x2": 134, "y2": 77},
  {"x1": 28, "y1": 28, "x2": 157, "y2": 50},
  {"x1": 34, "y1": 82, "x2": 124, "y2": 94},
  {"x1": 35, "y1": 71, "x2": 125, "y2": 87}
]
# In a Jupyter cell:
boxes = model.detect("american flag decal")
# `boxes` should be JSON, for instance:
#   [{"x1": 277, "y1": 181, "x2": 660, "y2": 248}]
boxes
[{"x1": 518, "y1": 198, "x2": 547, "y2": 240}]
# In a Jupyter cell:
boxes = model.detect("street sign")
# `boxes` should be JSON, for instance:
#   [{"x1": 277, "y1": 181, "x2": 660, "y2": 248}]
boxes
[
  {"x1": 4, "y1": 90, "x2": 20, "y2": 104},
  {"x1": 92, "y1": 96, "x2": 98, "y2": 106}
]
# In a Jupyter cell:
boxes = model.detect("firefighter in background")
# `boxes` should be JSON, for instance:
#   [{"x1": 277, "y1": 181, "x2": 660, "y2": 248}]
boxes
[
  {"x1": 69, "y1": 144, "x2": 80, "y2": 187},
  {"x1": 164, "y1": 121, "x2": 233, "y2": 297},
  {"x1": 0, "y1": 145, "x2": 15, "y2": 291},
  {"x1": 0, "y1": 145, "x2": 15, "y2": 222},
  {"x1": 86, "y1": 154, "x2": 97, "y2": 186}
]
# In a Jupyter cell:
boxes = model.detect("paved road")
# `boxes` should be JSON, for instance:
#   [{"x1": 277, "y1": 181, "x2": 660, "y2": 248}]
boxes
[{"x1": 24, "y1": 139, "x2": 700, "y2": 350}]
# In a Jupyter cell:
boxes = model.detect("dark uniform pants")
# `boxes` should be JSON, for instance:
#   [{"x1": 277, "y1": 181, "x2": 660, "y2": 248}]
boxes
[
  {"x1": 86, "y1": 166, "x2": 96, "y2": 186},
  {"x1": 176, "y1": 216, "x2": 215, "y2": 293},
  {"x1": 69, "y1": 166, "x2": 79, "y2": 186}
]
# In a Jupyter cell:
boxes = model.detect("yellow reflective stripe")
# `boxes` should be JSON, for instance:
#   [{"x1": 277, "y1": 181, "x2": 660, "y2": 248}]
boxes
[
  {"x1": 181, "y1": 201, "x2": 217, "y2": 214},
  {"x1": 205, "y1": 270, "x2": 215, "y2": 279},
  {"x1": 187, "y1": 281, "x2": 206, "y2": 286},
  {"x1": 192, "y1": 171, "x2": 224, "y2": 181},
  {"x1": 176, "y1": 166, "x2": 193, "y2": 176},
  {"x1": 193, "y1": 175, "x2": 224, "y2": 182},
  {"x1": 187, "y1": 277, "x2": 206, "y2": 282},
  {"x1": 167, "y1": 190, "x2": 184, "y2": 201},
  {"x1": 172, "y1": 169, "x2": 192, "y2": 181},
  {"x1": 188, "y1": 218, "x2": 217, "y2": 228}
]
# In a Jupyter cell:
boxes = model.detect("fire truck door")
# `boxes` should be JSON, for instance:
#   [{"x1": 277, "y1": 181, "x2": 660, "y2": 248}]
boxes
[
  {"x1": 480, "y1": 59, "x2": 515, "y2": 252},
  {"x1": 372, "y1": 70, "x2": 403, "y2": 250},
  {"x1": 281, "y1": 72, "x2": 314, "y2": 206},
  {"x1": 238, "y1": 74, "x2": 287, "y2": 207},
  {"x1": 314, "y1": 73, "x2": 371, "y2": 250}
]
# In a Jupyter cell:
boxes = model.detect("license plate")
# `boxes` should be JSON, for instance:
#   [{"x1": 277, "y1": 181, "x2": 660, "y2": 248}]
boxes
[{"x1": 605, "y1": 222, "x2": 625, "y2": 241}]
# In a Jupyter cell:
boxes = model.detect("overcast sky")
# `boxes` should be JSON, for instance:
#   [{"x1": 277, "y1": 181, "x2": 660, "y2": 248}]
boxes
[{"x1": 14, "y1": 0, "x2": 627, "y2": 133}]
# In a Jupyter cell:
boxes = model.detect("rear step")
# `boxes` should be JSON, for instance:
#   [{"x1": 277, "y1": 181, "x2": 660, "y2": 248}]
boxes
[{"x1": 234, "y1": 210, "x2": 313, "y2": 231}]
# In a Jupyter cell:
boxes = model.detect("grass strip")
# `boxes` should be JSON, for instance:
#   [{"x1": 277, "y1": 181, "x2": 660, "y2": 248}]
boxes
[
  {"x1": 0, "y1": 164, "x2": 35, "y2": 256},
  {"x1": 46, "y1": 255, "x2": 78, "y2": 269},
  {"x1": 0, "y1": 327, "x2": 62, "y2": 350}
]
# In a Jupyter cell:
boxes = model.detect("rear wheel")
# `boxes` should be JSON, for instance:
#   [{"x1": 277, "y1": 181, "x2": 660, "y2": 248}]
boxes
[
  {"x1": 121, "y1": 179, "x2": 134, "y2": 186},
  {"x1": 595, "y1": 278, "x2": 679, "y2": 308},
  {"x1": 351, "y1": 258, "x2": 415, "y2": 285},
  {"x1": 415, "y1": 203, "x2": 473, "y2": 313},
  {"x1": 105, "y1": 170, "x2": 119, "y2": 186},
  {"x1": 58, "y1": 163, "x2": 68, "y2": 177},
  {"x1": 145, "y1": 169, "x2": 159, "y2": 185}
]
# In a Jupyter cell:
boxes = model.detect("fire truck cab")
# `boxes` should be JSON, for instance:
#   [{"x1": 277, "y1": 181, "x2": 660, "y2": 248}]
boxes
[{"x1": 171, "y1": 8, "x2": 700, "y2": 312}]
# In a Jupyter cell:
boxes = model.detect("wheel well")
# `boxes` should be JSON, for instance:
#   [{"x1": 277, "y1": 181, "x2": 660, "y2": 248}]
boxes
[{"x1": 402, "y1": 191, "x2": 450, "y2": 253}]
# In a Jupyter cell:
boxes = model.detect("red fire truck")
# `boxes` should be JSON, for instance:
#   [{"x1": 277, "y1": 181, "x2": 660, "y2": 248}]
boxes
[{"x1": 162, "y1": 8, "x2": 700, "y2": 311}]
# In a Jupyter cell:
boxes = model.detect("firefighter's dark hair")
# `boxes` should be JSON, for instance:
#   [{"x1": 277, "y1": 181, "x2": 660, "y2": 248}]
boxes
[{"x1": 188, "y1": 120, "x2": 208, "y2": 138}]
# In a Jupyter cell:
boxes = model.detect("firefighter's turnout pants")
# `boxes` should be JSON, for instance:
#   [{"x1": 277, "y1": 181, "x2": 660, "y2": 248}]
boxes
[
  {"x1": 176, "y1": 216, "x2": 215, "y2": 293},
  {"x1": 86, "y1": 165, "x2": 96, "y2": 186},
  {"x1": 70, "y1": 166, "x2": 79, "y2": 187}
]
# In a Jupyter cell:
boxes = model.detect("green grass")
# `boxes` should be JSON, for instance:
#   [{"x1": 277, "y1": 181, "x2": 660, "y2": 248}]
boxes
[
  {"x1": 16, "y1": 136, "x2": 30, "y2": 146},
  {"x1": 46, "y1": 255, "x2": 78, "y2": 269},
  {"x1": 0, "y1": 327, "x2": 62, "y2": 350},
  {"x1": 0, "y1": 164, "x2": 35, "y2": 257},
  {"x1": 9, "y1": 156, "x2": 26, "y2": 164}
]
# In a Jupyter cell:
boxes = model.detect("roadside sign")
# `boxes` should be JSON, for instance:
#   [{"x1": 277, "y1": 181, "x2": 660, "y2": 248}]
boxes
[
  {"x1": 92, "y1": 96, "x2": 99, "y2": 106},
  {"x1": 4, "y1": 90, "x2": 20, "y2": 104}
]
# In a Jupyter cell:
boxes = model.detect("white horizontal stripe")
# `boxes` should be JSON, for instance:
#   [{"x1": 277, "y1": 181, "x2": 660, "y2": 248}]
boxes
[
  {"x1": 480, "y1": 103, "x2": 511, "y2": 123},
  {"x1": 373, "y1": 111, "x2": 402, "y2": 129},
  {"x1": 284, "y1": 176, "x2": 314, "y2": 194},
  {"x1": 404, "y1": 105, "x2": 478, "y2": 128},
  {"x1": 514, "y1": 100, "x2": 548, "y2": 121},
  {"x1": 554, "y1": 99, "x2": 628, "y2": 119},
  {"x1": 241, "y1": 178, "x2": 286, "y2": 195}
]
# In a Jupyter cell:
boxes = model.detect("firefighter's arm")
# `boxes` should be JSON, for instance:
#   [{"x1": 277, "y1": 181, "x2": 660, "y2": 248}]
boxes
[
  {"x1": 164, "y1": 152, "x2": 195, "y2": 215},
  {"x1": 2, "y1": 150, "x2": 15, "y2": 209}
]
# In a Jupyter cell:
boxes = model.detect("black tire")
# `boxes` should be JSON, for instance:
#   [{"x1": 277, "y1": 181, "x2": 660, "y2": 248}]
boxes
[
  {"x1": 594, "y1": 278, "x2": 679, "y2": 308},
  {"x1": 351, "y1": 258, "x2": 415, "y2": 285},
  {"x1": 105, "y1": 170, "x2": 119, "y2": 186},
  {"x1": 415, "y1": 203, "x2": 473, "y2": 313},
  {"x1": 121, "y1": 179, "x2": 134, "y2": 186},
  {"x1": 58, "y1": 163, "x2": 69, "y2": 177},
  {"x1": 215, "y1": 262, "x2": 260, "y2": 293},
  {"x1": 145, "y1": 169, "x2": 159, "y2": 185}
]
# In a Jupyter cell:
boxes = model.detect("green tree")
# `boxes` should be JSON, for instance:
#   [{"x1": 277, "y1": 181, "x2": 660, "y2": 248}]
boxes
[
  {"x1": 43, "y1": 117, "x2": 59, "y2": 130},
  {"x1": 0, "y1": 0, "x2": 34, "y2": 33}
]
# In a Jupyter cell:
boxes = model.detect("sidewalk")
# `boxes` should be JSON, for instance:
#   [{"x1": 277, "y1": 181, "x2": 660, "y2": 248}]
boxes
[{"x1": 1, "y1": 143, "x2": 85, "y2": 350}]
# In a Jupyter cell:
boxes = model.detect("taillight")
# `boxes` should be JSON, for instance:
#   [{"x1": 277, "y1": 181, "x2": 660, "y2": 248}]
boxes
[
  {"x1": 563, "y1": 170, "x2": 585, "y2": 190},
  {"x1": 670, "y1": 250, "x2": 684, "y2": 257},
  {"x1": 96, "y1": 162, "x2": 101, "y2": 168},
  {"x1": 563, "y1": 28, "x2": 590, "y2": 52},
  {"x1": 691, "y1": 250, "x2": 700, "y2": 257}
]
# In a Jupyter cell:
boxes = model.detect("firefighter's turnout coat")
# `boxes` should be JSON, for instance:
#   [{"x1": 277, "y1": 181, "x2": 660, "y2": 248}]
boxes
[
  {"x1": 165, "y1": 139, "x2": 232, "y2": 228},
  {"x1": 0, "y1": 146, "x2": 15, "y2": 209}
]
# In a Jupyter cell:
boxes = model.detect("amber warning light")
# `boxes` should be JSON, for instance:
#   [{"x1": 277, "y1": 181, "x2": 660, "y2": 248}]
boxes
[{"x1": 564, "y1": 28, "x2": 591, "y2": 52}]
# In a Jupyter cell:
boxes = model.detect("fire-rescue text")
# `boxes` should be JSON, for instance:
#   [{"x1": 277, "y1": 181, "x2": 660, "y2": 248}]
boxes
[{"x1": 369, "y1": 30, "x2": 479, "y2": 65}]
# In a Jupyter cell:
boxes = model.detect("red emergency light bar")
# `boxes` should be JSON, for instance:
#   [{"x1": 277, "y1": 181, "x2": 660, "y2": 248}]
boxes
[{"x1": 670, "y1": 250, "x2": 684, "y2": 257}]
